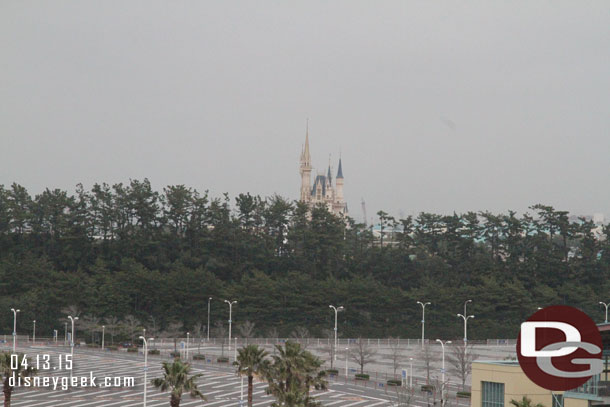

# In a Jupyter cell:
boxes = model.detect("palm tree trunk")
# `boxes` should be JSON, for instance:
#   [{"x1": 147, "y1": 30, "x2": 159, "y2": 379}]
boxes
[
  {"x1": 248, "y1": 375, "x2": 253, "y2": 407},
  {"x1": 3, "y1": 378, "x2": 12, "y2": 407},
  {"x1": 170, "y1": 394, "x2": 181, "y2": 407}
]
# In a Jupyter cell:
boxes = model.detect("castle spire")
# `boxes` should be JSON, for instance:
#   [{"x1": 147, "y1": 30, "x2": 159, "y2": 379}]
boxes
[
  {"x1": 336, "y1": 157, "x2": 344, "y2": 179},
  {"x1": 303, "y1": 119, "x2": 310, "y2": 164}
]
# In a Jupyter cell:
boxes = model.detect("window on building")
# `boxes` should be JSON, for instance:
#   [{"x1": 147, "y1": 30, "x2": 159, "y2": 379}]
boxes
[
  {"x1": 552, "y1": 394, "x2": 563, "y2": 407},
  {"x1": 482, "y1": 381, "x2": 505, "y2": 407}
]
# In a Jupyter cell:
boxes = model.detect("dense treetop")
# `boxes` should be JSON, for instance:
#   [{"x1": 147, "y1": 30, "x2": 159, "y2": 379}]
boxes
[{"x1": 0, "y1": 179, "x2": 608, "y2": 339}]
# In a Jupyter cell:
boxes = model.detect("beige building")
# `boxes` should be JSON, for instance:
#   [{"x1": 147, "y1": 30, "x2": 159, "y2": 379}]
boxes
[
  {"x1": 299, "y1": 127, "x2": 347, "y2": 216},
  {"x1": 471, "y1": 361, "x2": 601, "y2": 407}
]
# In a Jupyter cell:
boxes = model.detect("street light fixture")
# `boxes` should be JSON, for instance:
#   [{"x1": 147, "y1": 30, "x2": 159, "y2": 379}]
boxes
[
  {"x1": 456, "y1": 313, "x2": 475, "y2": 343},
  {"x1": 224, "y1": 300, "x2": 237, "y2": 352},
  {"x1": 600, "y1": 302, "x2": 609, "y2": 324},
  {"x1": 11, "y1": 308, "x2": 20, "y2": 353},
  {"x1": 329, "y1": 305, "x2": 345, "y2": 361},
  {"x1": 139, "y1": 336, "x2": 154, "y2": 407},
  {"x1": 416, "y1": 301, "x2": 430, "y2": 348}
]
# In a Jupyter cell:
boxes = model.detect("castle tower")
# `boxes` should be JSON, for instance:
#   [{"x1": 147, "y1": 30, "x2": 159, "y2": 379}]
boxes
[
  {"x1": 299, "y1": 124, "x2": 312, "y2": 202},
  {"x1": 336, "y1": 158, "x2": 344, "y2": 202}
]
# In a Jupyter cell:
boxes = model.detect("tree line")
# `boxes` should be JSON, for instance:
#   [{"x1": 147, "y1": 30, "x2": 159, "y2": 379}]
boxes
[{"x1": 0, "y1": 179, "x2": 609, "y2": 340}]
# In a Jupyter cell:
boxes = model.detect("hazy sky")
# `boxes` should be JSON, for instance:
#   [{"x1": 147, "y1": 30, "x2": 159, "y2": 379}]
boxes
[{"x1": 2, "y1": 1, "x2": 609, "y2": 221}]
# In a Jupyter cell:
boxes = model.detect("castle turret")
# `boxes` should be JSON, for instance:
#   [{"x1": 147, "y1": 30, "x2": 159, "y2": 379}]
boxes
[
  {"x1": 335, "y1": 158, "x2": 344, "y2": 202},
  {"x1": 300, "y1": 125, "x2": 312, "y2": 202}
]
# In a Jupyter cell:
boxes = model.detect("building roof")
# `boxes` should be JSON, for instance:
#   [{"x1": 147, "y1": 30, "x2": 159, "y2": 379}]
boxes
[
  {"x1": 336, "y1": 158, "x2": 343, "y2": 179},
  {"x1": 311, "y1": 175, "x2": 327, "y2": 196}
]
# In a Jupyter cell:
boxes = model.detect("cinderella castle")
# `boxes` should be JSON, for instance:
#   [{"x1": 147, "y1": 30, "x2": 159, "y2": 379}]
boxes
[{"x1": 299, "y1": 126, "x2": 347, "y2": 216}]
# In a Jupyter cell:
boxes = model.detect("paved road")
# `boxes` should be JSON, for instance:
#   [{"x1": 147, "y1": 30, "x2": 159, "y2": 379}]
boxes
[{"x1": 1, "y1": 344, "x2": 471, "y2": 407}]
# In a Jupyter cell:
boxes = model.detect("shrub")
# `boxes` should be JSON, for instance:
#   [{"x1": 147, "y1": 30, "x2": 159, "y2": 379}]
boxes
[
  {"x1": 217, "y1": 356, "x2": 229, "y2": 363},
  {"x1": 355, "y1": 373, "x2": 369, "y2": 380},
  {"x1": 148, "y1": 349, "x2": 160, "y2": 355},
  {"x1": 421, "y1": 384, "x2": 435, "y2": 392},
  {"x1": 193, "y1": 354, "x2": 205, "y2": 360},
  {"x1": 387, "y1": 379, "x2": 402, "y2": 386},
  {"x1": 170, "y1": 351, "x2": 181, "y2": 358},
  {"x1": 127, "y1": 347, "x2": 138, "y2": 353},
  {"x1": 326, "y1": 369, "x2": 339, "y2": 375},
  {"x1": 106, "y1": 346, "x2": 118, "y2": 351},
  {"x1": 457, "y1": 391, "x2": 471, "y2": 398}
]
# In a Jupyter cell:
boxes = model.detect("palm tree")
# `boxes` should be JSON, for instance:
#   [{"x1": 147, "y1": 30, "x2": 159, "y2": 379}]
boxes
[
  {"x1": 151, "y1": 359, "x2": 205, "y2": 407},
  {"x1": 234, "y1": 345, "x2": 269, "y2": 407},
  {"x1": 264, "y1": 341, "x2": 327, "y2": 407},
  {"x1": 0, "y1": 353, "x2": 36, "y2": 407},
  {"x1": 510, "y1": 396, "x2": 545, "y2": 407}
]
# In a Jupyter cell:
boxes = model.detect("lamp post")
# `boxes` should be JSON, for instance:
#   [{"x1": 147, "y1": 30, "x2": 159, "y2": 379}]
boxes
[
  {"x1": 139, "y1": 336, "x2": 153, "y2": 407},
  {"x1": 32, "y1": 320, "x2": 36, "y2": 345},
  {"x1": 416, "y1": 301, "x2": 430, "y2": 348},
  {"x1": 64, "y1": 322, "x2": 68, "y2": 346},
  {"x1": 207, "y1": 297, "x2": 212, "y2": 341},
  {"x1": 329, "y1": 305, "x2": 344, "y2": 361},
  {"x1": 436, "y1": 339, "x2": 451, "y2": 407},
  {"x1": 456, "y1": 313, "x2": 475, "y2": 343},
  {"x1": 102, "y1": 325, "x2": 105, "y2": 349},
  {"x1": 409, "y1": 357, "x2": 413, "y2": 388},
  {"x1": 234, "y1": 337, "x2": 238, "y2": 362},
  {"x1": 186, "y1": 332, "x2": 190, "y2": 360},
  {"x1": 345, "y1": 347, "x2": 349, "y2": 377},
  {"x1": 224, "y1": 300, "x2": 237, "y2": 351},
  {"x1": 11, "y1": 308, "x2": 20, "y2": 353},
  {"x1": 68, "y1": 315, "x2": 78, "y2": 379},
  {"x1": 600, "y1": 302, "x2": 610, "y2": 323}
]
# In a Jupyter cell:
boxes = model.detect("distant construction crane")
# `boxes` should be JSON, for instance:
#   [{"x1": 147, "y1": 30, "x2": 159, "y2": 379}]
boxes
[{"x1": 361, "y1": 198, "x2": 367, "y2": 226}]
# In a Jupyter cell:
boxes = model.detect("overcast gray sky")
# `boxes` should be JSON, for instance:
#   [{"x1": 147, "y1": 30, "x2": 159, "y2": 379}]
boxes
[{"x1": 2, "y1": 1, "x2": 609, "y2": 221}]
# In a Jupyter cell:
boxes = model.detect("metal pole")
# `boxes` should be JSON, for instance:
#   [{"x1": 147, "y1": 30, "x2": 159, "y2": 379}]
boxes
[
  {"x1": 234, "y1": 337, "x2": 237, "y2": 362},
  {"x1": 417, "y1": 302, "x2": 430, "y2": 348},
  {"x1": 225, "y1": 300, "x2": 237, "y2": 352},
  {"x1": 345, "y1": 347, "x2": 349, "y2": 377},
  {"x1": 186, "y1": 332, "x2": 189, "y2": 360},
  {"x1": 102, "y1": 326, "x2": 105, "y2": 349},
  {"x1": 409, "y1": 358, "x2": 413, "y2": 387},
  {"x1": 11, "y1": 308, "x2": 20, "y2": 353},
  {"x1": 207, "y1": 297, "x2": 212, "y2": 341},
  {"x1": 329, "y1": 305, "x2": 344, "y2": 361},
  {"x1": 64, "y1": 322, "x2": 67, "y2": 346},
  {"x1": 140, "y1": 336, "x2": 152, "y2": 407},
  {"x1": 69, "y1": 316, "x2": 78, "y2": 380},
  {"x1": 33, "y1": 320, "x2": 36, "y2": 344}
]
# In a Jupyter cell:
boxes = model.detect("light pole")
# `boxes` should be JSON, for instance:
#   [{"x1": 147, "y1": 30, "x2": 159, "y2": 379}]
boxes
[
  {"x1": 64, "y1": 322, "x2": 68, "y2": 346},
  {"x1": 186, "y1": 332, "x2": 190, "y2": 360},
  {"x1": 329, "y1": 305, "x2": 344, "y2": 361},
  {"x1": 234, "y1": 337, "x2": 238, "y2": 362},
  {"x1": 102, "y1": 325, "x2": 105, "y2": 349},
  {"x1": 600, "y1": 302, "x2": 610, "y2": 323},
  {"x1": 224, "y1": 300, "x2": 237, "y2": 351},
  {"x1": 456, "y1": 313, "x2": 475, "y2": 343},
  {"x1": 11, "y1": 308, "x2": 20, "y2": 353},
  {"x1": 345, "y1": 347, "x2": 349, "y2": 377},
  {"x1": 68, "y1": 316, "x2": 78, "y2": 379},
  {"x1": 32, "y1": 320, "x2": 36, "y2": 344},
  {"x1": 207, "y1": 297, "x2": 212, "y2": 341},
  {"x1": 436, "y1": 339, "x2": 451, "y2": 406},
  {"x1": 139, "y1": 336, "x2": 153, "y2": 407},
  {"x1": 416, "y1": 301, "x2": 430, "y2": 348},
  {"x1": 409, "y1": 357, "x2": 413, "y2": 388}
]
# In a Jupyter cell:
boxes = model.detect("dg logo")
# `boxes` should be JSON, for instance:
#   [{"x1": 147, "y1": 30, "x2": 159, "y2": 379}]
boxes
[{"x1": 517, "y1": 305, "x2": 603, "y2": 391}]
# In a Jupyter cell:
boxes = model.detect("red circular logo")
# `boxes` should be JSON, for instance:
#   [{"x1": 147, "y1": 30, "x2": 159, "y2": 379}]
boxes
[{"x1": 517, "y1": 305, "x2": 602, "y2": 390}]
